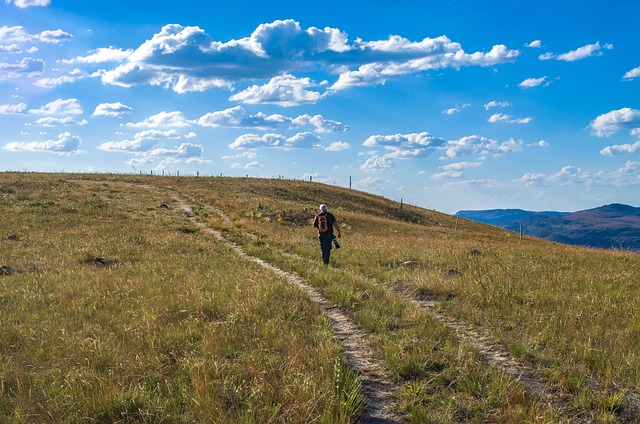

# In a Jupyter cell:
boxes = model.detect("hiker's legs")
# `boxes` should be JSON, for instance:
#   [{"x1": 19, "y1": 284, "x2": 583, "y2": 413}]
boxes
[{"x1": 319, "y1": 235, "x2": 332, "y2": 264}]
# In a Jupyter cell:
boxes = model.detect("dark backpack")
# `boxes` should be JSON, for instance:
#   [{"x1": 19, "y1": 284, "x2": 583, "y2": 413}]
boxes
[{"x1": 317, "y1": 214, "x2": 329, "y2": 233}]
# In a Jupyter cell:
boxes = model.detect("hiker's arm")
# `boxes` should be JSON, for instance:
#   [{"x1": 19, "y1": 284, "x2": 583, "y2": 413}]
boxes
[
  {"x1": 333, "y1": 222, "x2": 341, "y2": 238},
  {"x1": 312, "y1": 216, "x2": 318, "y2": 228}
]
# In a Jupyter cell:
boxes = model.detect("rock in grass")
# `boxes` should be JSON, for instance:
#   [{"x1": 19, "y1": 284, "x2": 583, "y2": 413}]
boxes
[
  {"x1": 443, "y1": 269, "x2": 461, "y2": 277},
  {"x1": 7, "y1": 234, "x2": 19, "y2": 241},
  {"x1": 0, "y1": 265, "x2": 16, "y2": 275}
]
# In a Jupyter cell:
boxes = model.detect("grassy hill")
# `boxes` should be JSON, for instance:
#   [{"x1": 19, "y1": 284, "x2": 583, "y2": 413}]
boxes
[{"x1": 1, "y1": 172, "x2": 639, "y2": 423}]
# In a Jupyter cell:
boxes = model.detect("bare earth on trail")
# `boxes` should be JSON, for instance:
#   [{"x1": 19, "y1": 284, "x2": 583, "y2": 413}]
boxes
[{"x1": 165, "y1": 188, "x2": 407, "y2": 423}]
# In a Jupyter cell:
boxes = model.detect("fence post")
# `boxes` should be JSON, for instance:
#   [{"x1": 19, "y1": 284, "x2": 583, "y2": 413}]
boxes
[{"x1": 520, "y1": 225, "x2": 523, "y2": 240}]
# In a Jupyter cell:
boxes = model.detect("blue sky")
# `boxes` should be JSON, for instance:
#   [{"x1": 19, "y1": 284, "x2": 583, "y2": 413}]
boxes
[{"x1": 1, "y1": 0, "x2": 639, "y2": 213}]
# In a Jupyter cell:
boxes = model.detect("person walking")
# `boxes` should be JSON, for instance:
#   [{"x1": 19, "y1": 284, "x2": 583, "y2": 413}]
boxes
[{"x1": 313, "y1": 204, "x2": 341, "y2": 265}]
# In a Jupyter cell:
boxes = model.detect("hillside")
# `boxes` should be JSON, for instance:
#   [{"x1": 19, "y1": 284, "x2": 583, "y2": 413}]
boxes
[
  {"x1": 457, "y1": 203, "x2": 640, "y2": 251},
  {"x1": 2, "y1": 173, "x2": 640, "y2": 422}
]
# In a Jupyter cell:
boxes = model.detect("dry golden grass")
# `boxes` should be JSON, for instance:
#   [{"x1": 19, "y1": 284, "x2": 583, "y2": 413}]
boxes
[{"x1": 2, "y1": 172, "x2": 639, "y2": 423}]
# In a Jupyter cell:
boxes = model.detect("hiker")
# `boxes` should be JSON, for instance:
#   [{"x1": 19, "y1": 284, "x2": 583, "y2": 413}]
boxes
[{"x1": 313, "y1": 204, "x2": 341, "y2": 264}]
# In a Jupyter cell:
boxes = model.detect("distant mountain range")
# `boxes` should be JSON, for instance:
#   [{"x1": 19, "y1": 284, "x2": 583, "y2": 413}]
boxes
[{"x1": 456, "y1": 203, "x2": 640, "y2": 251}]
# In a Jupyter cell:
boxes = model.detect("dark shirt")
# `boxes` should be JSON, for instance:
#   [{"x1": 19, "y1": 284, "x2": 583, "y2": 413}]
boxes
[{"x1": 313, "y1": 212, "x2": 336, "y2": 236}]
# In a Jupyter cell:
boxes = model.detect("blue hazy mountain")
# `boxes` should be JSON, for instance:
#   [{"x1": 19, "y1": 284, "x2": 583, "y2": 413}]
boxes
[{"x1": 456, "y1": 204, "x2": 640, "y2": 251}]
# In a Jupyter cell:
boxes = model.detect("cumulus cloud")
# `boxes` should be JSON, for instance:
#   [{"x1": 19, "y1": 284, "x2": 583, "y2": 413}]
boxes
[
  {"x1": 291, "y1": 114, "x2": 349, "y2": 133},
  {"x1": 623, "y1": 66, "x2": 640, "y2": 81},
  {"x1": 29, "y1": 98, "x2": 83, "y2": 115},
  {"x1": 539, "y1": 41, "x2": 613, "y2": 62},
  {"x1": 99, "y1": 20, "x2": 518, "y2": 95},
  {"x1": 589, "y1": 108, "x2": 640, "y2": 137},
  {"x1": 360, "y1": 155, "x2": 394, "y2": 172},
  {"x1": 228, "y1": 133, "x2": 286, "y2": 149},
  {"x1": 34, "y1": 74, "x2": 81, "y2": 88},
  {"x1": 229, "y1": 74, "x2": 324, "y2": 106},
  {"x1": 98, "y1": 129, "x2": 180, "y2": 152},
  {"x1": 198, "y1": 106, "x2": 347, "y2": 133},
  {"x1": 0, "y1": 103, "x2": 27, "y2": 114},
  {"x1": 325, "y1": 141, "x2": 351, "y2": 151},
  {"x1": 488, "y1": 113, "x2": 533, "y2": 124},
  {"x1": 525, "y1": 40, "x2": 542, "y2": 48},
  {"x1": 517, "y1": 162, "x2": 640, "y2": 187},
  {"x1": 228, "y1": 132, "x2": 320, "y2": 149},
  {"x1": 232, "y1": 160, "x2": 262, "y2": 169},
  {"x1": 363, "y1": 132, "x2": 445, "y2": 159},
  {"x1": 0, "y1": 57, "x2": 45, "y2": 79},
  {"x1": 484, "y1": 101, "x2": 511, "y2": 110},
  {"x1": 61, "y1": 47, "x2": 133, "y2": 64},
  {"x1": 125, "y1": 111, "x2": 192, "y2": 128},
  {"x1": 3, "y1": 131, "x2": 82, "y2": 155},
  {"x1": 93, "y1": 102, "x2": 133, "y2": 117},
  {"x1": 432, "y1": 161, "x2": 481, "y2": 179},
  {"x1": 33, "y1": 116, "x2": 86, "y2": 126},
  {"x1": 557, "y1": 41, "x2": 613, "y2": 62},
  {"x1": 198, "y1": 106, "x2": 288, "y2": 129},
  {"x1": 600, "y1": 140, "x2": 640, "y2": 156},
  {"x1": 6, "y1": 0, "x2": 51, "y2": 8},
  {"x1": 442, "y1": 135, "x2": 524, "y2": 158},
  {"x1": 443, "y1": 103, "x2": 471, "y2": 115},
  {"x1": 519, "y1": 76, "x2": 551, "y2": 88},
  {"x1": 0, "y1": 25, "x2": 71, "y2": 46}
]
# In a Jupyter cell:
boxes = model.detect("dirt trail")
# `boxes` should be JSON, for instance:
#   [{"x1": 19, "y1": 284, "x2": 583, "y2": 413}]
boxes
[{"x1": 169, "y1": 193, "x2": 406, "y2": 423}]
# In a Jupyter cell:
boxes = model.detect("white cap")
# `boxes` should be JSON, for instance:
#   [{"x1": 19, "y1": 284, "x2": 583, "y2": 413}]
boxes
[{"x1": 319, "y1": 204, "x2": 328, "y2": 212}]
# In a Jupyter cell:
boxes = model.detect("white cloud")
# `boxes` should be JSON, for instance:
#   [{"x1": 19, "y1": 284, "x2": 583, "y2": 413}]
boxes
[
  {"x1": 34, "y1": 74, "x2": 80, "y2": 88},
  {"x1": 291, "y1": 114, "x2": 349, "y2": 133},
  {"x1": 3, "y1": 131, "x2": 82, "y2": 155},
  {"x1": 125, "y1": 111, "x2": 193, "y2": 128},
  {"x1": 33, "y1": 116, "x2": 78, "y2": 126},
  {"x1": 325, "y1": 141, "x2": 351, "y2": 151},
  {"x1": 29, "y1": 98, "x2": 83, "y2": 115},
  {"x1": 353, "y1": 176, "x2": 391, "y2": 191},
  {"x1": 144, "y1": 142, "x2": 204, "y2": 158},
  {"x1": 432, "y1": 161, "x2": 481, "y2": 179},
  {"x1": 98, "y1": 129, "x2": 180, "y2": 152},
  {"x1": 61, "y1": 47, "x2": 133, "y2": 64},
  {"x1": 228, "y1": 131, "x2": 320, "y2": 150},
  {"x1": 525, "y1": 40, "x2": 542, "y2": 48},
  {"x1": 440, "y1": 179, "x2": 503, "y2": 189},
  {"x1": 600, "y1": 140, "x2": 640, "y2": 156},
  {"x1": 517, "y1": 162, "x2": 640, "y2": 187},
  {"x1": 363, "y1": 132, "x2": 445, "y2": 158},
  {"x1": 228, "y1": 133, "x2": 285, "y2": 149},
  {"x1": 557, "y1": 41, "x2": 613, "y2": 62},
  {"x1": 623, "y1": 66, "x2": 640, "y2": 81},
  {"x1": 0, "y1": 57, "x2": 45, "y2": 79},
  {"x1": 100, "y1": 20, "x2": 518, "y2": 95},
  {"x1": 198, "y1": 106, "x2": 287, "y2": 129},
  {"x1": 223, "y1": 150, "x2": 258, "y2": 160},
  {"x1": 519, "y1": 76, "x2": 550, "y2": 88},
  {"x1": 0, "y1": 25, "x2": 70, "y2": 45},
  {"x1": 0, "y1": 103, "x2": 27, "y2": 114},
  {"x1": 484, "y1": 101, "x2": 511, "y2": 110},
  {"x1": 93, "y1": 102, "x2": 133, "y2": 117},
  {"x1": 538, "y1": 41, "x2": 613, "y2": 62},
  {"x1": 442, "y1": 103, "x2": 471, "y2": 115},
  {"x1": 360, "y1": 155, "x2": 394, "y2": 172},
  {"x1": 6, "y1": 0, "x2": 51, "y2": 8},
  {"x1": 285, "y1": 132, "x2": 321, "y2": 149},
  {"x1": 488, "y1": 113, "x2": 533, "y2": 124},
  {"x1": 198, "y1": 107, "x2": 348, "y2": 133},
  {"x1": 232, "y1": 160, "x2": 262, "y2": 169},
  {"x1": 441, "y1": 135, "x2": 524, "y2": 158},
  {"x1": 229, "y1": 74, "x2": 323, "y2": 107},
  {"x1": 589, "y1": 108, "x2": 640, "y2": 137}
]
